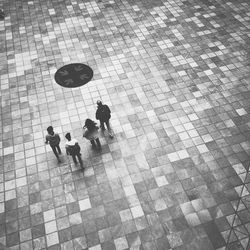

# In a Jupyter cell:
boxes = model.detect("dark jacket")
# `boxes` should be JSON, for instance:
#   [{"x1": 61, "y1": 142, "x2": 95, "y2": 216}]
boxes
[
  {"x1": 45, "y1": 133, "x2": 60, "y2": 146},
  {"x1": 96, "y1": 105, "x2": 111, "y2": 122}
]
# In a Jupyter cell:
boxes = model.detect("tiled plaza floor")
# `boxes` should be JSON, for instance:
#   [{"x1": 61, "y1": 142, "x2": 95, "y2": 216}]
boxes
[{"x1": 1, "y1": 0, "x2": 250, "y2": 249}]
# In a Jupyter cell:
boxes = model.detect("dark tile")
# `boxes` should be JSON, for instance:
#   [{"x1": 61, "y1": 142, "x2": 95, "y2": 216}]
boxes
[
  {"x1": 0, "y1": 213, "x2": 4, "y2": 224},
  {"x1": 29, "y1": 192, "x2": 41, "y2": 204},
  {"x1": 71, "y1": 224, "x2": 84, "y2": 239},
  {"x1": 151, "y1": 224, "x2": 164, "y2": 239},
  {"x1": 83, "y1": 220, "x2": 96, "y2": 234},
  {"x1": 110, "y1": 224, "x2": 124, "y2": 238},
  {"x1": 95, "y1": 216, "x2": 109, "y2": 230},
  {"x1": 134, "y1": 182, "x2": 147, "y2": 194},
  {"x1": 5, "y1": 199, "x2": 18, "y2": 211},
  {"x1": 58, "y1": 228, "x2": 72, "y2": 243},
  {"x1": 31, "y1": 213, "x2": 44, "y2": 226},
  {"x1": 107, "y1": 213, "x2": 121, "y2": 227},
  {"x1": 143, "y1": 240, "x2": 157, "y2": 250},
  {"x1": 173, "y1": 217, "x2": 188, "y2": 231},
  {"x1": 238, "y1": 209, "x2": 250, "y2": 224},
  {"x1": 101, "y1": 240, "x2": 116, "y2": 250},
  {"x1": 67, "y1": 202, "x2": 80, "y2": 215},
  {"x1": 0, "y1": 223, "x2": 5, "y2": 237},
  {"x1": 168, "y1": 205, "x2": 183, "y2": 219},
  {"x1": 157, "y1": 209, "x2": 171, "y2": 223},
  {"x1": 47, "y1": 244, "x2": 61, "y2": 250},
  {"x1": 155, "y1": 237, "x2": 171, "y2": 250},
  {"x1": 115, "y1": 199, "x2": 129, "y2": 211},
  {"x1": 215, "y1": 217, "x2": 230, "y2": 232},
  {"x1": 6, "y1": 232, "x2": 19, "y2": 247},
  {"x1": 203, "y1": 221, "x2": 225, "y2": 249},
  {"x1": 180, "y1": 229, "x2": 196, "y2": 244},
  {"x1": 139, "y1": 228, "x2": 154, "y2": 243},
  {"x1": 6, "y1": 220, "x2": 18, "y2": 234},
  {"x1": 126, "y1": 231, "x2": 141, "y2": 247},
  {"x1": 90, "y1": 195, "x2": 103, "y2": 207},
  {"x1": 144, "y1": 178, "x2": 157, "y2": 190},
  {"x1": 19, "y1": 217, "x2": 31, "y2": 230},
  {"x1": 86, "y1": 231, "x2": 99, "y2": 247},
  {"x1": 5, "y1": 210, "x2": 18, "y2": 223},
  {"x1": 18, "y1": 206, "x2": 30, "y2": 218},
  {"x1": 123, "y1": 220, "x2": 137, "y2": 235},
  {"x1": 32, "y1": 224, "x2": 45, "y2": 239},
  {"x1": 134, "y1": 216, "x2": 149, "y2": 231}
]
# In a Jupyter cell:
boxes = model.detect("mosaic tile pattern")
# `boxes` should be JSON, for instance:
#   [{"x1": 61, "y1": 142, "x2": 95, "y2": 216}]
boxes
[{"x1": 1, "y1": 0, "x2": 250, "y2": 249}]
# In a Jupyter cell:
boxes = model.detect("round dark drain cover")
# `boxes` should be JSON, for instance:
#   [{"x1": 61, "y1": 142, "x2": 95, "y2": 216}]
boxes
[{"x1": 54, "y1": 63, "x2": 93, "y2": 88}]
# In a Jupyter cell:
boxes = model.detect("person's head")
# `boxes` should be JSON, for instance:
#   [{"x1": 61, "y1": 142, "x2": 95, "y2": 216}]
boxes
[
  {"x1": 84, "y1": 119, "x2": 96, "y2": 130},
  {"x1": 97, "y1": 100, "x2": 102, "y2": 107},
  {"x1": 47, "y1": 126, "x2": 54, "y2": 135},
  {"x1": 65, "y1": 132, "x2": 71, "y2": 141}
]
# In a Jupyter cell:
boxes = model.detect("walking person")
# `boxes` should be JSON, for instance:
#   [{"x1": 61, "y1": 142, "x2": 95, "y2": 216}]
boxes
[
  {"x1": 0, "y1": 9, "x2": 5, "y2": 19},
  {"x1": 83, "y1": 119, "x2": 101, "y2": 149},
  {"x1": 45, "y1": 126, "x2": 61, "y2": 162},
  {"x1": 95, "y1": 100, "x2": 113, "y2": 137},
  {"x1": 65, "y1": 133, "x2": 83, "y2": 168}
]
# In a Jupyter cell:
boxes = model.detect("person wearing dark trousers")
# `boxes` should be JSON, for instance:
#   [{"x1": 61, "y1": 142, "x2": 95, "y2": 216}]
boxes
[
  {"x1": 65, "y1": 133, "x2": 83, "y2": 168},
  {"x1": 45, "y1": 126, "x2": 61, "y2": 162},
  {"x1": 83, "y1": 119, "x2": 101, "y2": 149},
  {"x1": 95, "y1": 100, "x2": 113, "y2": 137},
  {"x1": 0, "y1": 9, "x2": 5, "y2": 19}
]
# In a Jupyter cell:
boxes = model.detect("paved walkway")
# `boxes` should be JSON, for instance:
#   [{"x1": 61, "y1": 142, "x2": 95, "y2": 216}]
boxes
[{"x1": 1, "y1": 0, "x2": 250, "y2": 249}]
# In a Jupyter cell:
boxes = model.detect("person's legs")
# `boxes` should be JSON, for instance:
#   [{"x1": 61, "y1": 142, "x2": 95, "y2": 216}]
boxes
[
  {"x1": 100, "y1": 121, "x2": 105, "y2": 130},
  {"x1": 56, "y1": 144, "x2": 61, "y2": 154},
  {"x1": 95, "y1": 138, "x2": 101, "y2": 148},
  {"x1": 77, "y1": 153, "x2": 83, "y2": 167},
  {"x1": 51, "y1": 145, "x2": 59, "y2": 158},
  {"x1": 72, "y1": 154, "x2": 77, "y2": 164},
  {"x1": 106, "y1": 120, "x2": 112, "y2": 131},
  {"x1": 105, "y1": 120, "x2": 113, "y2": 137},
  {"x1": 90, "y1": 140, "x2": 96, "y2": 147}
]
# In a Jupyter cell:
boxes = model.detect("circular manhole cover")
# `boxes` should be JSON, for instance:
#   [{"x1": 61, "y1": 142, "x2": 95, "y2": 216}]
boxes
[{"x1": 54, "y1": 63, "x2": 93, "y2": 88}]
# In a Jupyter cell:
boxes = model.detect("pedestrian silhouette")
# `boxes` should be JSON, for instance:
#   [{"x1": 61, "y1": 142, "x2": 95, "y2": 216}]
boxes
[
  {"x1": 83, "y1": 119, "x2": 101, "y2": 149},
  {"x1": 0, "y1": 9, "x2": 5, "y2": 19},
  {"x1": 65, "y1": 133, "x2": 83, "y2": 168},
  {"x1": 45, "y1": 126, "x2": 61, "y2": 162},
  {"x1": 95, "y1": 100, "x2": 113, "y2": 137}
]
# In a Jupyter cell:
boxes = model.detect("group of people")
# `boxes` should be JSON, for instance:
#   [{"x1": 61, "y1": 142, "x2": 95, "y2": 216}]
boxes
[{"x1": 45, "y1": 101, "x2": 112, "y2": 168}]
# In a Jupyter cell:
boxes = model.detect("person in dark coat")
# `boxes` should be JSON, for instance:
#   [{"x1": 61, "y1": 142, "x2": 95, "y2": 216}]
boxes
[
  {"x1": 95, "y1": 100, "x2": 113, "y2": 137},
  {"x1": 45, "y1": 126, "x2": 61, "y2": 162}
]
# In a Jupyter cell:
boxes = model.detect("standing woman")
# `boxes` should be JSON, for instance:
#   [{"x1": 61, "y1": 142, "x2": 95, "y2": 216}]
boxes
[{"x1": 83, "y1": 119, "x2": 101, "y2": 149}]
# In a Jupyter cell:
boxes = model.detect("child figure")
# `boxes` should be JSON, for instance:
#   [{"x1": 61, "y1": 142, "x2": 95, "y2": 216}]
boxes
[{"x1": 83, "y1": 119, "x2": 101, "y2": 149}]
